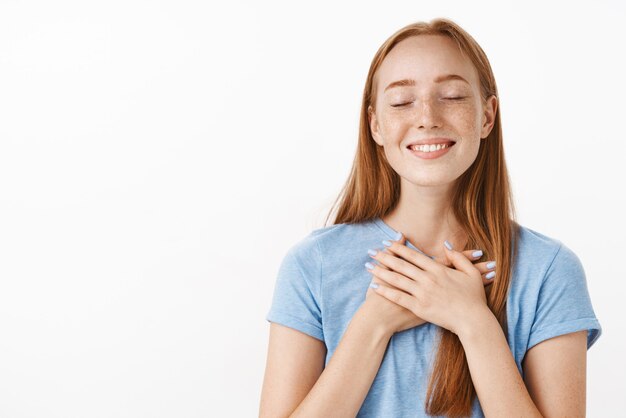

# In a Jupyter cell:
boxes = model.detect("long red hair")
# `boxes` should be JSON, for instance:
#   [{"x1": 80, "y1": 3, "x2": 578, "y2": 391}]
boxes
[{"x1": 324, "y1": 18, "x2": 520, "y2": 417}]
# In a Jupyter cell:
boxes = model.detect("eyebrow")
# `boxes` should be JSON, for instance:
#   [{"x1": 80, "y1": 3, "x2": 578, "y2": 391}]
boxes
[{"x1": 383, "y1": 74, "x2": 469, "y2": 92}]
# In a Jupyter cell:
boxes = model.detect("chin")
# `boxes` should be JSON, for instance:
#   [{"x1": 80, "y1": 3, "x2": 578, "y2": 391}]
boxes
[{"x1": 403, "y1": 176, "x2": 458, "y2": 188}]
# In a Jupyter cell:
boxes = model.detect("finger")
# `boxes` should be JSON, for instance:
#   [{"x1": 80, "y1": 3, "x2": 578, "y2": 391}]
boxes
[
  {"x1": 478, "y1": 260, "x2": 497, "y2": 284},
  {"x1": 461, "y1": 249, "x2": 484, "y2": 261},
  {"x1": 445, "y1": 243, "x2": 496, "y2": 285},
  {"x1": 431, "y1": 255, "x2": 453, "y2": 267},
  {"x1": 443, "y1": 240, "x2": 481, "y2": 278},
  {"x1": 369, "y1": 274, "x2": 407, "y2": 294},
  {"x1": 382, "y1": 232, "x2": 438, "y2": 272},
  {"x1": 366, "y1": 262, "x2": 418, "y2": 295},
  {"x1": 377, "y1": 232, "x2": 407, "y2": 267},
  {"x1": 404, "y1": 240, "x2": 436, "y2": 260},
  {"x1": 369, "y1": 277, "x2": 405, "y2": 293},
  {"x1": 481, "y1": 269, "x2": 496, "y2": 284},
  {"x1": 374, "y1": 260, "x2": 391, "y2": 271},
  {"x1": 370, "y1": 281, "x2": 417, "y2": 313},
  {"x1": 398, "y1": 244, "x2": 483, "y2": 269},
  {"x1": 473, "y1": 260, "x2": 497, "y2": 275},
  {"x1": 462, "y1": 252, "x2": 497, "y2": 288},
  {"x1": 368, "y1": 247, "x2": 424, "y2": 283}
]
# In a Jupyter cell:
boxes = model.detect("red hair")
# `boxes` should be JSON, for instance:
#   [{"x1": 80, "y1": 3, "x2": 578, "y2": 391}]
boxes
[{"x1": 324, "y1": 18, "x2": 520, "y2": 417}]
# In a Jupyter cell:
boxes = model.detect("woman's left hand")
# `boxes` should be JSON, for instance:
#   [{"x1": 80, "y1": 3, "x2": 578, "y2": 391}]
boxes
[{"x1": 367, "y1": 232, "x2": 491, "y2": 337}]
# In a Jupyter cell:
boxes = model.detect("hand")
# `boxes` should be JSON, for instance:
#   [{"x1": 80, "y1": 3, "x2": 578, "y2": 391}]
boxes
[
  {"x1": 367, "y1": 233, "x2": 495, "y2": 336},
  {"x1": 363, "y1": 234, "x2": 496, "y2": 335}
]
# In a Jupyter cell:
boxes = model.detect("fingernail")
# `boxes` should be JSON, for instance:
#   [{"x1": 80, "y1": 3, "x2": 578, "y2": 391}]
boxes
[
  {"x1": 367, "y1": 249, "x2": 378, "y2": 257},
  {"x1": 486, "y1": 261, "x2": 496, "y2": 270},
  {"x1": 393, "y1": 231, "x2": 402, "y2": 240},
  {"x1": 365, "y1": 262, "x2": 375, "y2": 270},
  {"x1": 369, "y1": 282, "x2": 379, "y2": 289},
  {"x1": 444, "y1": 240, "x2": 453, "y2": 250},
  {"x1": 382, "y1": 240, "x2": 392, "y2": 247},
  {"x1": 485, "y1": 271, "x2": 495, "y2": 280},
  {"x1": 472, "y1": 250, "x2": 483, "y2": 258}
]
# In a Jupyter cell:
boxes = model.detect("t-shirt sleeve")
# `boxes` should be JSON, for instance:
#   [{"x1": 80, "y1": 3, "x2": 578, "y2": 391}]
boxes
[
  {"x1": 265, "y1": 235, "x2": 324, "y2": 342},
  {"x1": 527, "y1": 243, "x2": 602, "y2": 351}
]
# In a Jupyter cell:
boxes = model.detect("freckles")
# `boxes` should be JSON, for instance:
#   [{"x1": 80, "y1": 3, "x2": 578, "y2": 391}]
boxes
[
  {"x1": 455, "y1": 104, "x2": 477, "y2": 123},
  {"x1": 453, "y1": 106, "x2": 482, "y2": 139},
  {"x1": 387, "y1": 119, "x2": 405, "y2": 132},
  {"x1": 379, "y1": 115, "x2": 406, "y2": 136}
]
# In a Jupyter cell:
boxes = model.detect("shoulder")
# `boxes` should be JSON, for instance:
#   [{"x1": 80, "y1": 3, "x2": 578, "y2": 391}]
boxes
[
  {"x1": 513, "y1": 224, "x2": 587, "y2": 289},
  {"x1": 273, "y1": 222, "x2": 370, "y2": 296},
  {"x1": 280, "y1": 221, "x2": 377, "y2": 278},
  {"x1": 515, "y1": 224, "x2": 576, "y2": 272},
  {"x1": 291, "y1": 221, "x2": 375, "y2": 256},
  {"x1": 511, "y1": 225, "x2": 601, "y2": 351},
  {"x1": 516, "y1": 224, "x2": 563, "y2": 258}
]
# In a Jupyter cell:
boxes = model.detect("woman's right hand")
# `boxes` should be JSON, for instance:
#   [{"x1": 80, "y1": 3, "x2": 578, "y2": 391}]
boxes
[
  {"x1": 362, "y1": 238, "x2": 496, "y2": 335},
  {"x1": 363, "y1": 283, "x2": 426, "y2": 335}
]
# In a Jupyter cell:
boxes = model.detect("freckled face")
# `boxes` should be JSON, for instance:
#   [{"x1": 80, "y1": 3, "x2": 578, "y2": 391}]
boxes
[{"x1": 369, "y1": 35, "x2": 496, "y2": 187}]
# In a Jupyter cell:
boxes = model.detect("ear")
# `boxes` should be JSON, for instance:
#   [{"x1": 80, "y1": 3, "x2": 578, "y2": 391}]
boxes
[
  {"x1": 480, "y1": 95, "x2": 498, "y2": 139},
  {"x1": 368, "y1": 105, "x2": 384, "y2": 146}
]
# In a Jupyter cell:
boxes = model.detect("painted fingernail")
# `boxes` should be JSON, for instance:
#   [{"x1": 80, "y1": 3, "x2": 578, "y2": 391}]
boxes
[
  {"x1": 382, "y1": 240, "x2": 392, "y2": 247},
  {"x1": 485, "y1": 271, "x2": 495, "y2": 280},
  {"x1": 365, "y1": 262, "x2": 375, "y2": 270},
  {"x1": 472, "y1": 250, "x2": 483, "y2": 258},
  {"x1": 393, "y1": 231, "x2": 402, "y2": 240},
  {"x1": 367, "y1": 249, "x2": 378, "y2": 257},
  {"x1": 444, "y1": 240, "x2": 453, "y2": 250},
  {"x1": 486, "y1": 261, "x2": 496, "y2": 270},
  {"x1": 369, "y1": 282, "x2": 379, "y2": 289}
]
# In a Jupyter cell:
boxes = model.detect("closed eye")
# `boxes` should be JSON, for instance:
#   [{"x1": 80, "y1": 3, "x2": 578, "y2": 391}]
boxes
[
  {"x1": 391, "y1": 97, "x2": 467, "y2": 107},
  {"x1": 391, "y1": 102, "x2": 411, "y2": 108}
]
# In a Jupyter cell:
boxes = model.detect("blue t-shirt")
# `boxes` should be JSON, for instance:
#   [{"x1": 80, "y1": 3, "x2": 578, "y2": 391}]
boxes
[{"x1": 265, "y1": 217, "x2": 602, "y2": 417}]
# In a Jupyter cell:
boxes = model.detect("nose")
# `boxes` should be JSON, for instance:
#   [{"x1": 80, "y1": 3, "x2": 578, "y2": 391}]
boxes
[{"x1": 413, "y1": 98, "x2": 442, "y2": 129}]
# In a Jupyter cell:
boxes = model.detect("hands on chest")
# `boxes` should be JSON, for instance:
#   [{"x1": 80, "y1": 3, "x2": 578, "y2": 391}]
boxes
[{"x1": 362, "y1": 232, "x2": 497, "y2": 336}]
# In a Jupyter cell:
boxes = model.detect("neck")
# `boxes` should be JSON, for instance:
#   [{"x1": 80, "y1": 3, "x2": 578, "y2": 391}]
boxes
[{"x1": 381, "y1": 178, "x2": 467, "y2": 259}]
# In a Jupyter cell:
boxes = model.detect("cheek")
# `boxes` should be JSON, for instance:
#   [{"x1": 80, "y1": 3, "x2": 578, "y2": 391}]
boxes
[
  {"x1": 377, "y1": 115, "x2": 407, "y2": 140},
  {"x1": 378, "y1": 103, "x2": 483, "y2": 139},
  {"x1": 451, "y1": 105, "x2": 483, "y2": 141}
]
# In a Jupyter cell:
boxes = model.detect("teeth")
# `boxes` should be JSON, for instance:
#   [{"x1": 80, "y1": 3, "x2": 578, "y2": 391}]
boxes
[{"x1": 409, "y1": 143, "x2": 451, "y2": 152}]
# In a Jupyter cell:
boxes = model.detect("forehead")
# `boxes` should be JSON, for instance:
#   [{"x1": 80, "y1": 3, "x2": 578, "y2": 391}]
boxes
[{"x1": 376, "y1": 35, "x2": 478, "y2": 90}]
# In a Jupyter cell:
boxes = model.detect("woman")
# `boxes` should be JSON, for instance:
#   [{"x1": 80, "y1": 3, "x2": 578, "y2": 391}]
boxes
[{"x1": 260, "y1": 18, "x2": 602, "y2": 417}]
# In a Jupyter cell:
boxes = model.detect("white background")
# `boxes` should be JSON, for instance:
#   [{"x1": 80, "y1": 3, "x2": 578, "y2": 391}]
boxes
[{"x1": 0, "y1": 0, "x2": 624, "y2": 417}]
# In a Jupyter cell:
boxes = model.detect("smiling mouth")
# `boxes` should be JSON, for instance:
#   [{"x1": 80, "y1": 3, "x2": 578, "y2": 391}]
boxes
[
  {"x1": 407, "y1": 142, "x2": 456, "y2": 153},
  {"x1": 406, "y1": 142, "x2": 455, "y2": 160}
]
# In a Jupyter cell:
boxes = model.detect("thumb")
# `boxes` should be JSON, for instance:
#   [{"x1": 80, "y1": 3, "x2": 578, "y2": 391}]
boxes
[{"x1": 443, "y1": 240, "x2": 477, "y2": 276}]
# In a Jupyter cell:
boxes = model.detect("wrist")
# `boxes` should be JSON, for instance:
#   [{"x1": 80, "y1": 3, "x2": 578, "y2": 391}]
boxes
[
  {"x1": 456, "y1": 305, "x2": 497, "y2": 343},
  {"x1": 357, "y1": 300, "x2": 395, "y2": 341}
]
